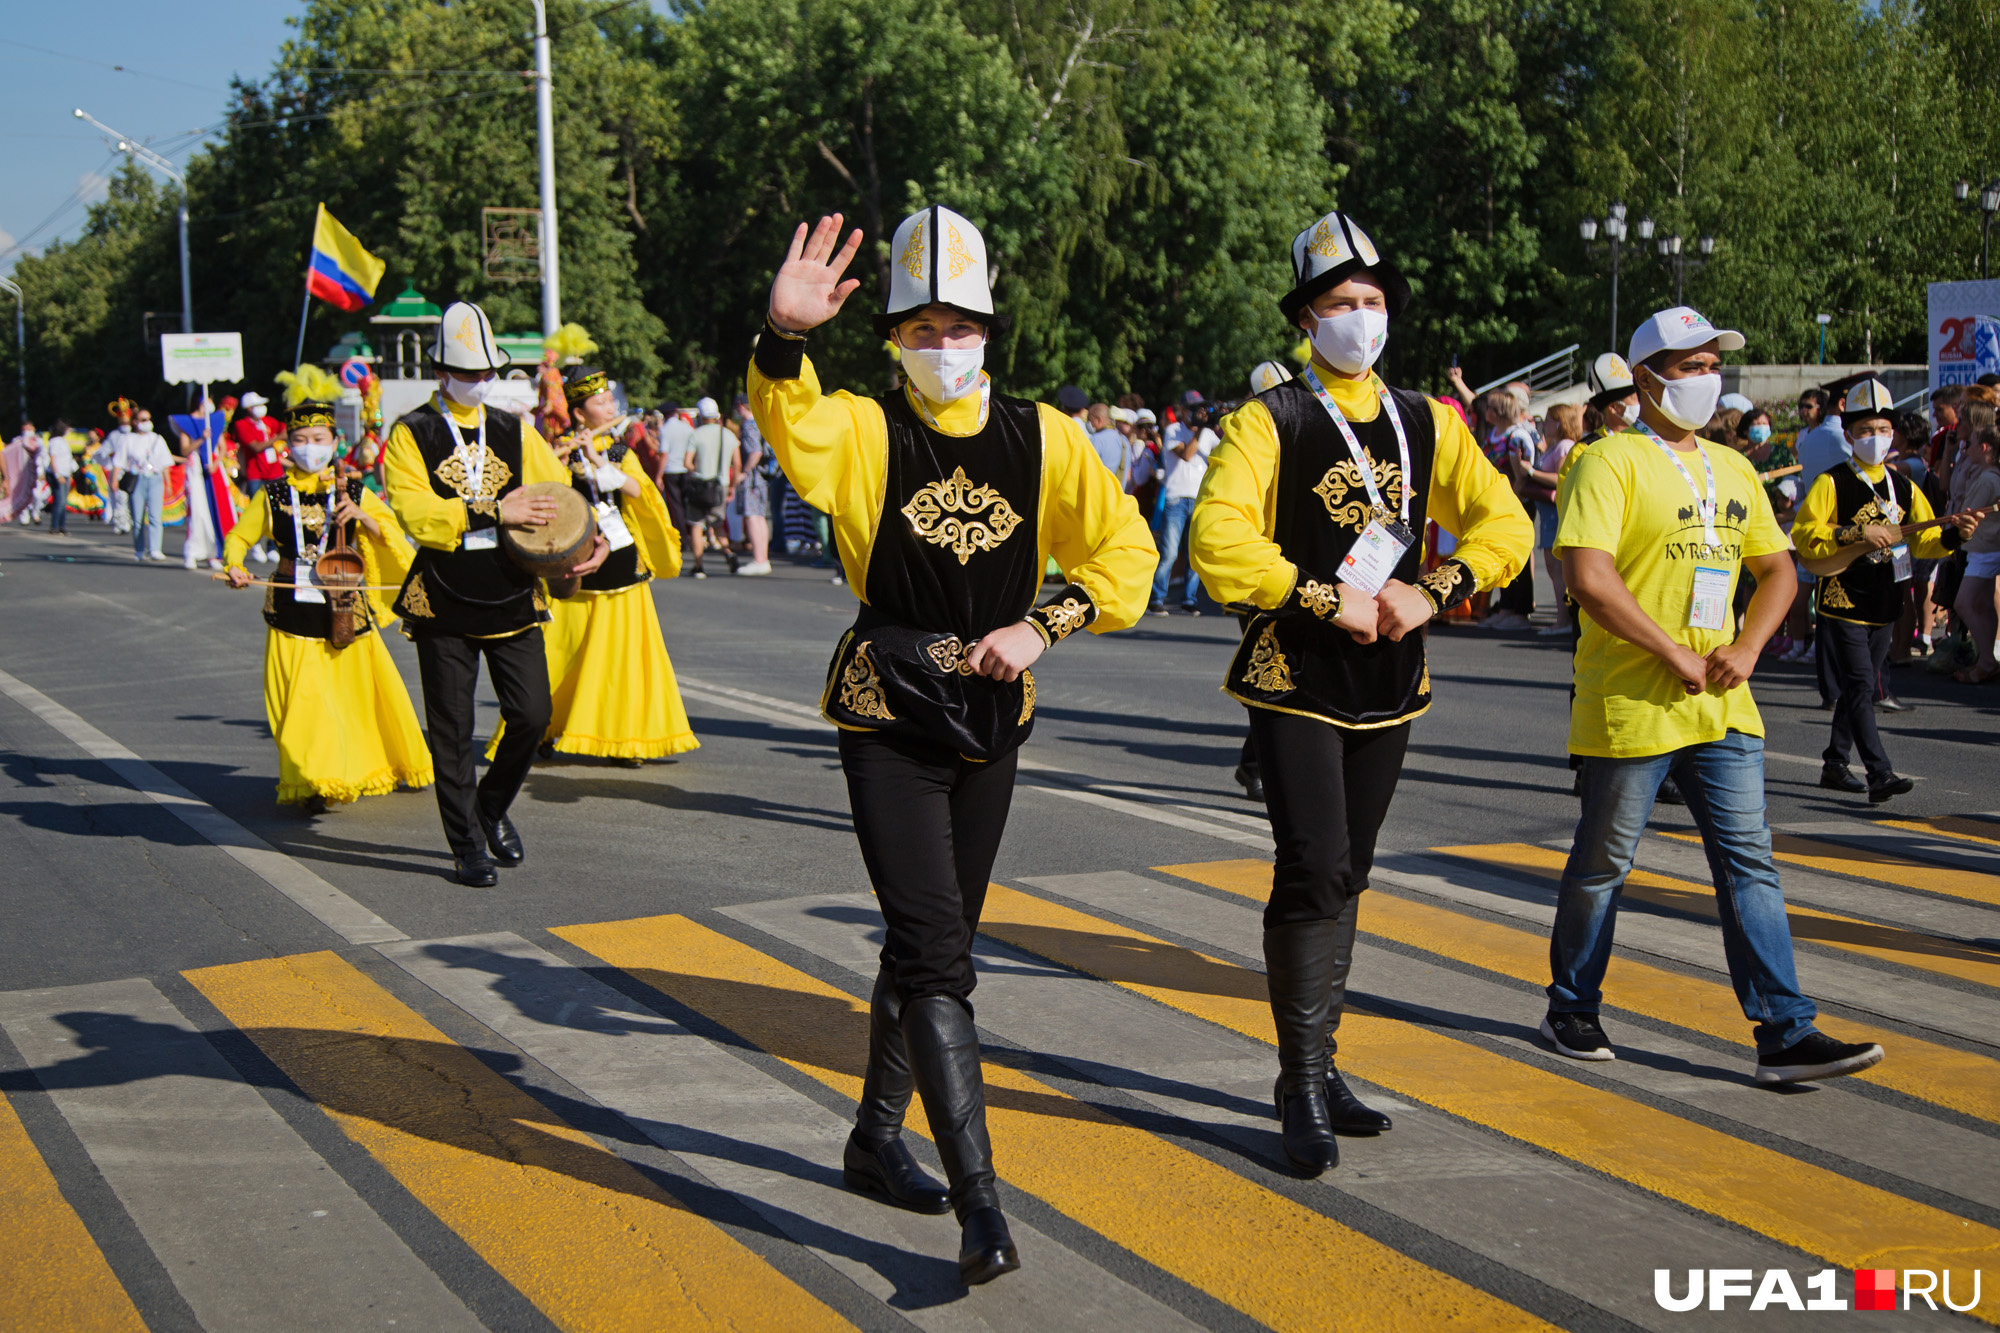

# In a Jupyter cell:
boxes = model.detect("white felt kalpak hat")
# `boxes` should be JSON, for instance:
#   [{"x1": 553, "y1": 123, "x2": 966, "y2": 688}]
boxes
[
  {"x1": 1841, "y1": 378, "x2": 1896, "y2": 425},
  {"x1": 873, "y1": 205, "x2": 1008, "y2": 338},
  {"x1": 1249, "y1": 359, "x2": 1295, "y2": 394},
  {"x1": 429, "y1": 301, "x2": 511, "y2": 373},
  {"x1": 1280, "y1": 210, "x2": 1410, "y2": 322}
]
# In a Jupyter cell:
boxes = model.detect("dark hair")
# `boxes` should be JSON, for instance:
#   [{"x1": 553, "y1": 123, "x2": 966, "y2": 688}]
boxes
[
  {"x1": 1933, "y1": 384, "x2": 1967, "y2": 408},
  {"x1": 1980, "y1": 374, "x2": 2000, "y2": 388},
  {"x1": 1743, "y1": 408, "x2": 1773, "y2": 429},
  {"x1": 1798, "y1": 387, "x2": 1828, "y2": 408},
  {"x1": 52, "y1": 418, "x2": 70, "y2": 433}
]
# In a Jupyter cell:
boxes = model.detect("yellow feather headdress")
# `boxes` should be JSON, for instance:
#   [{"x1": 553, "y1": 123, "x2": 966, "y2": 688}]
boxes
[
  {"x1": 274, "y1": 364, "x2": 342, "y2": 430},
  {"x1": 542, "y1": 322, "x2": 597, "y2": 365}
]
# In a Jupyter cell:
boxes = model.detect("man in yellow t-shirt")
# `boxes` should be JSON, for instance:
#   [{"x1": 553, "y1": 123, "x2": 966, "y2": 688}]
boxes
[{"x1": 1545, "y1": 305, "x2": 1885, "y2": 1088}]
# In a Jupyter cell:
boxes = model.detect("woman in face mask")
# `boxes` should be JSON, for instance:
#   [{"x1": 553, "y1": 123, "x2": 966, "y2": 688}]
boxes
[
  {"x1": 1189, "y1": 208, "x2": 1532, "y2": 1175},
  {"x1": 745, "y1": 206, "x2": 1156, "y2": 1287},
  {"x1": 222, "y1": 376, "x2": 433, "y2": 814}
]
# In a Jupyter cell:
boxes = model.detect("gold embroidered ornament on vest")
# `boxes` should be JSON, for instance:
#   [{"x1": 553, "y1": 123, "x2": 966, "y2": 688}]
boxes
[
  {"x1": 840, "y1": 643, "x2": 896, "y2": 719},
  {"x1": 1243, "y1": 622, "x2": 1295, "y2": 692},
  {"x1": 401, "y1": 572, "x2": 434, "y2": 618},
  {"x1": 901, "y1": 466, "x2": 1023, "y2": 563},
  {"x1": 434, "y1": 444, "x2": 512, "y2": 514},
  {"x1": 1820, "y1": 576, "x2": 1855, "y2": 610},
  {"x1": 924, "y1": 637, "x2": 977, "y2": 676},
  {"x1": 1313, "y1": 456, "x2": 1405, "y2": 531}
]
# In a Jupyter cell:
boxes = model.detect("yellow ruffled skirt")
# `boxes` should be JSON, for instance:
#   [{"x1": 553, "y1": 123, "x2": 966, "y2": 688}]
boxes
[
  {"x1": 264, "y1": 627, "x2": 434, "y2": 805},
  {"x1": 494, "y1": 580, "x2": 699, "y2": 760}
]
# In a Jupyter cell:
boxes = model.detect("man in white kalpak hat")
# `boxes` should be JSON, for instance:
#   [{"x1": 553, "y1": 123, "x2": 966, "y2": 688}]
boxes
[
  {"x1": 748, "y1": 209, "x2": 1155, "y2": 1285},
  {"x1": 382, "y1": 300, "x2": 607, "y2": 886},
  {"x1": 1191, "y1": 209, "x2": 1531, "y2": 1176}
]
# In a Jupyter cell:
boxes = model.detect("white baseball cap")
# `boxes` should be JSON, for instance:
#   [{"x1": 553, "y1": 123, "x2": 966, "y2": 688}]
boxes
[
  {"x1": 1109, "y1": 406, "x2": 1138, "y2": 424},
  {"x1": 1627, "y1": 306, "x2": 1744, "y2": 370},
  {"x1": 695, "y1": 396, "x2": 720, "y2": 421},
  {"x1": 239, "y1": 391, "x2": 269, "y2": 408}
]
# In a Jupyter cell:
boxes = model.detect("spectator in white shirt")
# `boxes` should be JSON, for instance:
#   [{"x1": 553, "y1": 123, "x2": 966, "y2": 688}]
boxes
[
  {"x1": 101, "y1": 399, "x2": 141, "y2": 533},
  {"x1": 1149, "y1": 400, "x2": 1218, "y2": 614},
  {"x1": 123, "y1": 408, "x2": 174, "y2": 561},
  {"x1": 42, "y1": 420, "x2": 78, "y2": 535}
]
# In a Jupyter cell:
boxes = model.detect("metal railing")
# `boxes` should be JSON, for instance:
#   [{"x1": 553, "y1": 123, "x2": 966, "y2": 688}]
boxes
[
  {"x1": 1892, "y1": 387, "x2": 1930, "y2": 413},
  {"x1": 1473, "y1": 344, "x2": 1581, "y2": 399}
]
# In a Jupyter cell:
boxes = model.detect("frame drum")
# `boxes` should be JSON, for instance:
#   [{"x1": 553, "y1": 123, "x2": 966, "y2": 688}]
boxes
[{"x1": 501, "y1": 482, "x2": 597, "y2": 599}]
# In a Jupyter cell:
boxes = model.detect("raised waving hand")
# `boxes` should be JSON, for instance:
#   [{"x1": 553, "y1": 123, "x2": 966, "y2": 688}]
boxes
[{"x1": 768, "y1": 214, "x2": 866, "y2": 334}]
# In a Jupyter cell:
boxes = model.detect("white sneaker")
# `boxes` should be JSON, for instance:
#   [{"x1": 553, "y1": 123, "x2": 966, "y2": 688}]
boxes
[{"x1": 737, "y1": 561, "x2": 772, "y2": 576}]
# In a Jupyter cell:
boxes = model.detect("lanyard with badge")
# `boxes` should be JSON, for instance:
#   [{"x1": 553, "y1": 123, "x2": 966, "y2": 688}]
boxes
[
  {"x1": 1635, "y1": 419, "x2": 1732, "y2": 631},
  {"x1": 1300, "y1": 365, "x2": 1413, "y2": 595},
  {"x1": 1850, "y1": 459, "x2": 1913, "y2": 581},
  {"x1": 447, "y1": 398, "x2": 499, "y2": 551},
  {"x1": 288, "y1": 483, "x2": 328, "y2": 604},
  {"x1": 577, "y1": 432, "x2": 636, "y2": 552}
]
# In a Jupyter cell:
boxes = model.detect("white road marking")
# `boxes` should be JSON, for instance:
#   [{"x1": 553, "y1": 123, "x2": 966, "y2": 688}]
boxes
[{"x1": 0, "y1": 665, "x2": 406, "y2": 945}]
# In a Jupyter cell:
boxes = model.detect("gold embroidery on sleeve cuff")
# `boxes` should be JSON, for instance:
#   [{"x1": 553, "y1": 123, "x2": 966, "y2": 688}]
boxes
[
  {"x1": 1414, "y1": 559, "x2": 1470, "y2": 614},
  {"x1": 1027, "y1": 593, "x2": 1094, "y2": 645},
  {"x1": 1294, "y1": 578, "x2": 1342, "y2": 621}
]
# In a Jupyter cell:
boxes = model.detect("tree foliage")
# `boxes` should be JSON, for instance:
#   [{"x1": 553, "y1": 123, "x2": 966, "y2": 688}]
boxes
[{"x1": 8, "y1": 0, "x2": 2000, "y2": 432}]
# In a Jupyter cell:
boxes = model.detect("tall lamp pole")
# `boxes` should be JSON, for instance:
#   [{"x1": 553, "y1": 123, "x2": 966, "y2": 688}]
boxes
[
  {"x1": 74, "y1": 109, "x2": 192, "y2": 338},
  {"x1": 1579, "y1": 201, "x2": 1630, "y2": 352},
  {"x1": 1636, "y1": 223, "x2": 1716, "y2": 305},
  {"x1": 530, "y1": 0, "x2": 561, "y2": 335},
  {"x1": 1815, "y1": 313, "x2": 1832, "y2": 365},
  {"x1": 1952, "y1": 178, "x2": 2000, "y2": 281},
  {"x1": 1, "y1": 278, "x2": 23, "y2": 428}
]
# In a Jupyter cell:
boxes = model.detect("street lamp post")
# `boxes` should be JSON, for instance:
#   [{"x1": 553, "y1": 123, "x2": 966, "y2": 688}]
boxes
[
  {"x1": 1952, "y1": 178, "x2": 2000, "y2": 280},
  {"x1": 1815, "y1": 312, "x2": 1832, "y2": 365},
  {"x1": 1578, "y1": 200, "x2": 1631, "y2": 352},
  {"x1": 0, "y1": 278, "x2": 23, "y2": 427},
  {"x1": 530, "y1": 0, "x2": 561, "y2": 336},
  {"x1": 74, "y1": 109, "x2": 192, "y2": 338},
  {"x1": 1636, "y1": 223, "x2": 1717, "y2": 305}
]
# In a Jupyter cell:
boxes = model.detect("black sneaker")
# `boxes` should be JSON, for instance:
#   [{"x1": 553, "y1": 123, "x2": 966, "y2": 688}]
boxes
[
  {"x1": 1818, "y1": 762, "x2": 1867, "y2": 793},
  {"x1": 1147, "y1": 601, "x2": 1168, "y2": 617},
  {"x1": 1233, "y1": 763, "x2": 1264, "y2": 802},
  {"x1": 1540, "y1": 1012, "x2": 1616, "y2": 1061},
  {"x1": 1656, "y1": 774, "x2": 1686, "y2": 806},
  {"x1": 1868, "y1": 773, "x2": 1915, "y2": 803},
  {"x1": 1755, "y1": 1031, "x2": 1884, "y2": 1085}
]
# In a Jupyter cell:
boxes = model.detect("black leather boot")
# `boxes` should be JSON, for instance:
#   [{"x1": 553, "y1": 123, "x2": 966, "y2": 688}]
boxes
[
  {"x1": 1264, "y1": 919, "x2": 1340, "y2": 1175},
  {"x1": 843, "y1": 970, "x2": 949, "y2": 1214},
  {"x1": 901, "y1": 995, "x2": 1020, "y2": 1285},
  {"x1": 1321, "y1": 896, "x2": 1392, "y2": 1134}
]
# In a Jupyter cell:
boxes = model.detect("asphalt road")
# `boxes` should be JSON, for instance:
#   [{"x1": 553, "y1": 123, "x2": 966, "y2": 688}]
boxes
[{"x1": 1, "y1": 516, "x2": 1996, "y2": 1331}]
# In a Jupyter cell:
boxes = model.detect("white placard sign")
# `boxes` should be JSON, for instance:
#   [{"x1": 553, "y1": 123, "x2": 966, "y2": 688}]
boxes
[
  {"x1": 1928, "y1": 279, "x2": 2000, "y2": 391},
  {"x1": 160, "y1": 332, "x2": 245, "y2": 386}
]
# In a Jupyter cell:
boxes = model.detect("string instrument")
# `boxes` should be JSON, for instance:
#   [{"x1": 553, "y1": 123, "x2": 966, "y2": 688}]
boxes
[
  {"x1": 213, "y1": 573, "x2": 402, "y2": 591},
  {"x1": 1757, "y1": 463, "x2": 1802, "y2": 482},
  {"x1": 315, "y1": 462, "x2": 368, "y2": 648},
  {"x1": 1797, "y1": 502, "x2": 2000, "y2": 576}
]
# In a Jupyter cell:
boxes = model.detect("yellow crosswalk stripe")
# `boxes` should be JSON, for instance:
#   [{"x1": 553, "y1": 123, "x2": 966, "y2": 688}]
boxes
[
  {"x1": 980, "y1": 882, "x2": 2000, "y2": 1303},
  {"x1": 1879, "y1": 815, "x2": 2000, "y2": 849},
  {"x1": 554, "y1": 913, "x2": 1554, "y2": 1333},
  {"x1": 1158, "y1": 858, "x2": 2000, "y2": 1126},
  {"x1": 1443, "y1": 842, "x2": 2000, "y2": 993},
  {"x1": 0, "y1": 1090, "x2": 146, "y2": 1333},
  {"x1": 1689, "y1": 830, "x2": 2000, "y2": 909},
  {"x1": 183, "y1": 951, "x2": 852, "y2": 1333}
]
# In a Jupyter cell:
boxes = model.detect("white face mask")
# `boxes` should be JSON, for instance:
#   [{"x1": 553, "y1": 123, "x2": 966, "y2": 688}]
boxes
[
  {"x1": 900, "y1": 343, "x2": 985, "y2": 404},
  {"x1": 289, "y1": 443, "x2": 334, "y2": 474},
  {"x1": 1850, "y1": 431, "x2": 1893, "y2": 465},
  {"x1": 249, "y1": 404, "x2": 267, "y2": 419},
  {"x1": 443, "y1": 375, "x2": 495, "y2": 407},
  {"x1": 1642, "y1": 371, "x2": 1722, "y2": 431},
  {"x1": 1620, "y1": 400, "x2": 1642, "y2": 426},
  {"x1": 136, "y1": 421, "x2": 154, "y2": 434},
  {"x1": 1309, "y1": 307, "x2": 1389, "y2": 376}
]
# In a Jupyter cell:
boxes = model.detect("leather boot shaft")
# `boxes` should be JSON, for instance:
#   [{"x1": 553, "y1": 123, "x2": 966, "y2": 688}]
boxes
[
  {"x1": 853, "y1": 969, "x2": 913, "y2": 1145},
  {"x1": 899, "y1": 994, "x2": 1000, "y2": 1219},
  {"x1": 1265, "y1": 919, "x2": 1339, "y2": 1093},
  {"x1": 1323, "y1": 894, "x2": 1361, "y2": 1059}
]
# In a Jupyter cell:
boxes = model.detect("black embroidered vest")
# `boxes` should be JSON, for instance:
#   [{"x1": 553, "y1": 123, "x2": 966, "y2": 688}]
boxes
[
  {"x1": 262, "y1": 478, "x2": 374, "y2": 642},
  {"x1": 1226, "y1": 379, "x2": 1441, "y2": 729},
  {"x1": 390, "y1": 402, "x2": 545, "y2": 637},
  {"x1": 823, "y1": 390, "x2": 1045, "y2": 759},
  {"x1": 566, "y1": 440, "x2": 646, "y2": 593},
  {"x1": 1815, "y1": 463, "x2": 1913, "y2": 626}
]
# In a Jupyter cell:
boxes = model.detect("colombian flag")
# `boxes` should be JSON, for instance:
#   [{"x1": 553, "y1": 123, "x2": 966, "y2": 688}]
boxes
[{"x1": 307, "y1": 204, "x2": 386, "y2": 312}]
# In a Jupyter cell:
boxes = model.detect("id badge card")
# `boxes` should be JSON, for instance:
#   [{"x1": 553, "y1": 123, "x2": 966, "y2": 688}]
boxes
[
  {"x1": 293, "y1": 567, "x2": 327, "y2": 605},
  {"x1": 463, "y1": 527, "x2": 499, "y2": 551},
  {"x1": 1688, "y1": 565, "x2": 1731, "y2": 631},
  {"x1": 1335, "y1": 519, "x2": 1415, "y2": 596},
  {"x1": 595, "y1": 501, "x2": 635, "y2": 551},
  {"x1": 1891, "y1": 544, "x2": 1913, "y2": 582}
]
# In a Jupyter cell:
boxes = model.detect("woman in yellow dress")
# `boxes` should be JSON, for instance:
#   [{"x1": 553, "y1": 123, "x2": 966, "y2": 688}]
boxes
[
  {"x1": 223, "y1": 372, "x2": 433, "y2": 811},
  {"x1": 498, "y1": 364, "x2": 697, "y2": 765}
]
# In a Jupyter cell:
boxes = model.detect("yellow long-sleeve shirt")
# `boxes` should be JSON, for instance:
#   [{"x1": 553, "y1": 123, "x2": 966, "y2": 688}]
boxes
[
  {"x1": 383, "y1": 398, "x2": 569, "y2": 552},
  {"x1": 746, "y1": 353, "x2": 1156, "y2": 635},
  {"x1": 224, "y1": 467, "x2": 415, "y2": 628},
  {"x1": 1791, "y1": 463, "x2": 1948, "y2": 561},
  {"x1": 1190, "y1": 371, "x2": 1531, "y2": 611}
]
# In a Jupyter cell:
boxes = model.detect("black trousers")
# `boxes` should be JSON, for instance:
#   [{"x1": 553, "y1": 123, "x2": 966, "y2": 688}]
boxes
[
  {"x1": 1821, "y1": 617, "x2": 1895, "y2": 779},
  {"x1": 839, "y1": 730, "x2": 1018, "y2": 1008},
  {"x1": 414, "y1": 629, "x2": 551, "y2": 858},
  {"x1": 1252, "y1": 710, "x2": 1411, "y2": 929}
]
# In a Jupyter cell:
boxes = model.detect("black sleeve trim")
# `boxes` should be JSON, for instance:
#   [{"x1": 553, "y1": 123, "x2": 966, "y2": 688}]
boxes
[
  {"x1": 1026, "y1": 584, "x2": 1098, "y2": 647},
  {"x1": 1284, "y1": 576, "x2": 1343, "y2": 622},
  {"x1": 467, "y1": 500, "x2": 499, "y2": 528},
  {"x1": 1414, "y1": 558, "x2": 1476, "y2": 614},
  {"x1": 754, "y1": 320, "x2": 807, "y2": 381}
]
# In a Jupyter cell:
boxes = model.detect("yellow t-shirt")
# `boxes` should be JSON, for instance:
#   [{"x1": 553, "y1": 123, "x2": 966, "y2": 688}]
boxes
[{"x1": 1554, "y1": 429, "x2": 1790, "y2": 758}]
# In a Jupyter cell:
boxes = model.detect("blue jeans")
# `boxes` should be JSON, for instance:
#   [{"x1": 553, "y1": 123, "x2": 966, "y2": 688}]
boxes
[
  {"x1": 1151, "y1": 496, "x2": 1197, "y2": 608},
  {"x1": 47, "y1": 479, "x2": 69, "y2": 533},
  {"x1": 130, "y1": 472, "x2": 164, "y2": 558},
  {"x1": 1547, "y1": 729, "x2": 1817, "y2": 1053}
]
